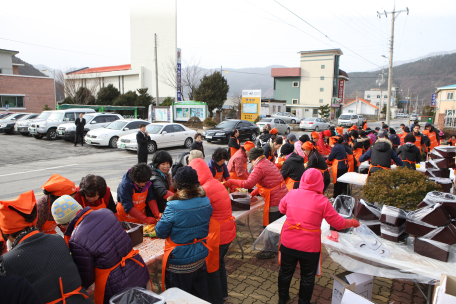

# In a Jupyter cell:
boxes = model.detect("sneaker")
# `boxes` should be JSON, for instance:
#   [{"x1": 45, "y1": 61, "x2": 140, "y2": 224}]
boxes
[{"x1": 255, "y1": 251, "x2": 276, "y2": 260}]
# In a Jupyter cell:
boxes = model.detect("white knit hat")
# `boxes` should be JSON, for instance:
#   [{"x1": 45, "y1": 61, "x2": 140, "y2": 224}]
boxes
[{"x1": 51, "y1": 195, "x2": 83, "y2": 224}]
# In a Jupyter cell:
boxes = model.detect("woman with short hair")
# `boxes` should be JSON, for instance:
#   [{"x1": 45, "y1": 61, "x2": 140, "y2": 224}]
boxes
[
  {"x1": 190, "y1": 132, "x2": 205, "y2": 157},
  {"x1": 75, "y1": 175, "x2": 117, "y2": 213},
  {"x1": 150, "y1": 151, "x2": 175, "y2": 213},
  {"x1": 207, "y1": 147, "x2": 230, "y2": 182},
  {"x1": 228, "y1": 129, "x2": 240, "y2": 157}
]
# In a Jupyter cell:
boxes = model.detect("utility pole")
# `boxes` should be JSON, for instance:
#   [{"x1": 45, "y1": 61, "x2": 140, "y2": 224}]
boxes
[
  {"x1": 378, "y1": 7, "x2": 409, "y2": 125},
  {"x1": 154, "y1": 33, "x2": 159, "y2": 106},
  {"x1": 416, "y1": 95, "x2": 419, "y2": 115}
]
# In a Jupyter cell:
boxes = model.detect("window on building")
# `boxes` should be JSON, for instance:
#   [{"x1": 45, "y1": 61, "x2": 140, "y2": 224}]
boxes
[
  {"x1": 312, "y1": 109, "x2": 318, "y2": 117},
  {"x1": 384, "y1": 95, "x2": 388, "y2": 98},
  {"x1": 305, "y1": 109, "x2": 309, "y2": 112},
  {"x1": 348, "y1": 110, "x2": 354, "y2": 113},
  {"x1": 292, "y1": 99, "x2": 298, "y2": 104},
  {"x1": 292, "y1": 81, "x2": 299, "y2": 87},
  {"x1": 320, "y1": 76, "x2": 324, "y2": 80},
  {"x1": 376, "y1": 102, "x2": 380, "y2": 106},
  {"x1": 319, "y1": 99, "x2": 323, "y2": 103},
  {"x1": 367, "y1": 95, "x2": 371, "y2": 98},
  {"x1": 272, "y1": 105, "x2": 276, "y2": 112},
  {"x1": 320, "y1": 88, "x2": 324, "y2": 92},
  {"x1": 278, "y1": 106, "x2": 281, "y2": 112},
  {"x1": 448, "y1": 92, "x2": 454, "y2": 100},
  {"x1": 377, "y1": 95, "x2": 381, "y2": 98},
  {"x1": 0, "y1": 96, "x2": 24, "y2": 108},
  {"x1": 0, "y1": 69, "x2": 2, "y2": 74},
  {"x1": 321, "y1": 65, "x2": 325, "y2": 69}
]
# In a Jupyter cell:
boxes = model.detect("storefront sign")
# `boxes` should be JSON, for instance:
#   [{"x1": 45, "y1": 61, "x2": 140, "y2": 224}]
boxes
[
  {"x1": 431, "y1": 93, "x2": 436, "y2": 107},
  {"x1": 338, "y1": 79, "x2": 345, "y2": 101},
  {"x1": 177, "y1": 48, "x2": 182, "y2": 101},
  {"x1": 241, "y1": 90, "x2": 261, "y2": 122}
]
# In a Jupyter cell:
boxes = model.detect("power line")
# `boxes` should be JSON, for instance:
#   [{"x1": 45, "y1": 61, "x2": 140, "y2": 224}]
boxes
[{"x1": 222, "y1": 69, "x2": 379, "y2": 78}]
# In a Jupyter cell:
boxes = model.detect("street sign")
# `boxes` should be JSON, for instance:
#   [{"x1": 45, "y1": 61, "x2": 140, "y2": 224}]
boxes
[
  {"x1": 431, "y1": 93, "x2": 436, "y2": 107},
  {"x1": 241, "y1": 90, "x2": 261, "y2": 122},
  {"x1": 5, "y1": 104, "x2": 8, "y2": 111}
]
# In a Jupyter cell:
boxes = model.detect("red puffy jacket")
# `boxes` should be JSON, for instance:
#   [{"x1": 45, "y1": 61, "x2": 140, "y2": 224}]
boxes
[
  {"x1": 190, "y1": 158, "x2": 236, "y2": 245},
  {"x1": 239, "y1": 157, "x2": 288, "y2": 207}
]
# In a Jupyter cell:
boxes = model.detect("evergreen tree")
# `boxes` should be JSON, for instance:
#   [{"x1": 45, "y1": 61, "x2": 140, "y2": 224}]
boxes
[{"x1": 194, "y1": 71, "x2": 229, "y2": 117}]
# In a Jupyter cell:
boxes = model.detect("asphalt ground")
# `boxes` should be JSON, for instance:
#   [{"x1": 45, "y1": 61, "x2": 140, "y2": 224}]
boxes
[{"x1": 0, "y1": 119, "x2": 410, "y2": 200}]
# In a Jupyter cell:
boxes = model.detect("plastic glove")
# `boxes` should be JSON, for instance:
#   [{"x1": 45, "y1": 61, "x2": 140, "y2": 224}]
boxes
[
  {"x1": 163, "y1": 191, "x2": 174, "y2": 200},
  {"x1": 224, "y1": 180, "x2": 232, "y2": 188},
  {"x1": 229, "y1": 185, "x2": 237, "y2": 193},
  {"x1": 128, "y1": 207, "x2": 148, "y2": 223},
  {"x1": 228, "y1": 179, "x2": 244, "y2": 188},
  {"x1": 147, "y1": 200, "x2": 160, "y2": 219},
  {"x1": 144, "y1": 217, "x2": 158, "y2": 225},
  {"x1": 250, "y1": 196, "x2": 258, "y2": 203},
  {"x1": 343, "y1": 219, "x2": 360, "y2": 229}
]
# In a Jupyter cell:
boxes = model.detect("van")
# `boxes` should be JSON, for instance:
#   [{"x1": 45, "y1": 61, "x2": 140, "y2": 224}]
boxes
[
  {"x1": 29, "y1": 108, "x2": 96, "y2": 140},
  {"x1": 338, "y1": 114, "x2": 360, "y2": 127}
]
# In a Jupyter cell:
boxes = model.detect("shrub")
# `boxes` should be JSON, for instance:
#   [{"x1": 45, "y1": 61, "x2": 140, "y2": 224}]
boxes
[
  {"x1": 42, "y1": 104, "x2": 53, "y2": 111},
  {"x1": 203, "y1": 117, "x2": 216, "y2": 127},
  {"x1": 362, "y1": 167, "x2": 441, "y2": 211}
]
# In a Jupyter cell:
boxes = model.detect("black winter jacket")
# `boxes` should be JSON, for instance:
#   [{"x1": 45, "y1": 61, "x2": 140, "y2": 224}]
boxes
[
  {"x1": 190, "y1": 141, "x2": 205, "y2": 157},
  {"x1": 257, "y1": 133, "x2": 271, "y2": 147},
  {"x1": 307, "y1": 150, "x2": 331, "y2": 182},
  {"x1": 327, "y1": 143, "x2": 349, "y2": 170},
  {"x1": 359, "y1": 136, "x2": 371, "y2": 151},
  {"x1": 150, "y1": 166, "x2": 171, "y2": 213},
  {"x1": 280, "y1": 153, "x2": 305, "y2": 189},
  {"x1": 0, "y1": 275, "x2": 41, "y2": 304},
  {"x1": 228, "y1": 137, "x2": 240, "y2": 150},
  {"x1": 359, "y1": 138, "x2": 403, "y2": 175},
  {"x1": 136, "y1": 131, "x2": 150, "y2": 154},
  {"x1": 396, "y1": 143, "x2": 421, "y2": 170}
]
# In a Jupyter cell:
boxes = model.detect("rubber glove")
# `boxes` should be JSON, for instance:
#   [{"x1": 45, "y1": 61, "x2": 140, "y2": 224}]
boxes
[
  {"x1": 163, "y1": 191, "x2": 174, "y2": 200},
  {"x1": 226, "y1": 179, "x2": 243, "y2": 188},
  {"x1": 128, "y1": 207, "x2": 148, "y2": 223},
  {"x1": 250, "y1": 196, "x2": 258, "y2": 203},
  {"x1": 147, "y1": 200, "x2": 160, "y2": 219},
  {"x1": 239, "y1": 172, "x2": 250, "y2": 180},
  {"x1": 343, "y1": 219, "x2": 360, "y2": 229},
  {"x1": 144, "y1": 217, "x2": 157, "y2": 225}
]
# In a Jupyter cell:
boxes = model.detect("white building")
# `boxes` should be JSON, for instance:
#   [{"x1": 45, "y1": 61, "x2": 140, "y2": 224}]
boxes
[
  {"x1": 343, "y1": 98, "x2": 379, "y2": 115},
  {"x1": 260, "y1": 99, "x2": 287, "y2": 116},
  {"x1": 65, "y1": 1, "x2": 177, "y2": 101},
  {"x1": 364, "y1": 88, "x2": 397, "y2": 109}
]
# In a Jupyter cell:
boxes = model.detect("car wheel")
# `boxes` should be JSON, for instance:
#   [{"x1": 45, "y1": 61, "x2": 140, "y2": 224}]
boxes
[
  {"x1": 285, "y1": 128, "x2": 290, "y2": 135},
  {"x1": 207, "y1": 140, "x2": 212, "y2": 143},
  {"x1": 33, "y1": 134, "x2": 43, "y2": 139},
  {"x1": 46, "y1": 129, "x2": 58, "y2": 140},
  {"x1": 147, "y1": 141, "x2": 157, "y2": 154},
  {"x1": 109, "y1": 136, "x2": 119, "y2": 148},
  {"x1": 250, "y1": 132, "x2": 257, "y2": 141},
  {"x1": 20, "y1": 132, "x2": 29, "y2": 136},
  {"x1": 184, "y1": 137, "x2": 193, "y2": 148},
  {"x1": 4, "y1": 130, "x2": 12, "y2": 135},
  {"x1": 314, "y1": 126, "x2": 319, "y2": 131},
  {"x1": 291, "y1": 119, "x2": 296, "y2": 124}
]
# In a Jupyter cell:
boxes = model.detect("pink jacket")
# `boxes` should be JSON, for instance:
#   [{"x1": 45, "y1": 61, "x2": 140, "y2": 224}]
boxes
[
  {"x1": 279, "y1": 168, "x2": 345, "y2": 253},
  {"x1": 227, "y1": 148, "x2": 248, "y2": 178},
  {"x1": 294, "y1": 141, "x2": 306, "y2": 159}
]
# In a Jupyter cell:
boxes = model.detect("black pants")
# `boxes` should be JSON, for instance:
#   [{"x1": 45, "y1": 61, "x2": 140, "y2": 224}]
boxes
[
  {"x1": 333, "y1": 168, "x2": 348, "y2": 198},
  {"x1": 278, "y1": 252, "x2": 319, "y2": 304},
  {"x1": 74, "y1": 130, "x2": 84, "y2": 146},
  {"x1": 207, "y1": 243, "x2": 231, "y2": 303},
  {"x1": 323, "y1": 178, "x2": 330, "y2": 193},
  {"x1": 264, "y1": 211, "x2": 285, "y2": 228},
  {"x1": 138, "y1": 152, "x2": 148, "y2": 164},
  {"x1": 165, "y1": 262, "x2": 209, "y2": 301}
]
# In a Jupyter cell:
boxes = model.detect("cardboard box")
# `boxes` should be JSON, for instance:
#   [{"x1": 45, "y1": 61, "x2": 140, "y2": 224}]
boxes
[
  {"x1": 433, "y1": 273, "x2": 456, "y2": 303},
  {"x1": 331, "y1": 271, "x2": 374, "y2": 304},
  {"x1": 341, "y1": 289, "x2": 374, "y2": 304}
]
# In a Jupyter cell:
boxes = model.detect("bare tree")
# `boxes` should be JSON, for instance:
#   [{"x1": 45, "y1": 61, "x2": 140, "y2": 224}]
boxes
[
  {"x1": 232, "y1": 90, "x2": 242, "y2": 111},
  {"x1": 64, "y1": 70, "x2": 101, "y2": 104}
]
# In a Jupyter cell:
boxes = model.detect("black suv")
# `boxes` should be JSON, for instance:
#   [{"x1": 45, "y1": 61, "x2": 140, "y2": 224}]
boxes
[{"x1": 202, "y1": 120, "x2": 260, "y2": 143}]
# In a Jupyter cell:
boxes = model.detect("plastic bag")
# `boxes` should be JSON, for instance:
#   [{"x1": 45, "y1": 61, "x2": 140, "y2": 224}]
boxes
[
  {"x1": 109, "y1": 287, "x2": 165, "y2": 304},
  {"x1": 333, "y1": 195, "x2": 355, "y2": 218},
  {"x1": 380, "y1": 223, "x2": 405, "y2": 237},
  {"x1": 423, "y1": 191, "x2": 456, "y2": 205},
  {"x1": 354, "y1": 199, "x2": 381, "y2": 220},
  {"x1": 354, "y1": 224, "x2": 383, "y2": 250}
]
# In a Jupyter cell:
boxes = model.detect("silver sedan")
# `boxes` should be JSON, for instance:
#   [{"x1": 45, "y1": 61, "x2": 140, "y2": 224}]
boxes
[
  {"x1": 271, "y1": 112, "x2": 301, "y2": 124},
  {"x1": 299, "y1": 117, "x2": 330, "y2": 131},
  {"x1": 256, "y1": 118, "x2": 291, "y2": 134}
]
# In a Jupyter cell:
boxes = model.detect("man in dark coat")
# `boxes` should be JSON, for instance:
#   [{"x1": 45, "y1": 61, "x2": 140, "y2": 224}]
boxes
[
  {"x1": 396, "y1": 133, "x2": 422, "y2": 170},
  {"x1": 136, "y1": 124, "x2": 150, "y2": 164},
  {"x1": 280, "y1": 143, "x2": 305, "y2": 189},
  {"x1": 74, "y1": 112, "x2": 86, "y2": 147}
]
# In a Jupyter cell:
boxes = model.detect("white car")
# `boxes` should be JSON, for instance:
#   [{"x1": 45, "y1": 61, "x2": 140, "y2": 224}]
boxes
[
  {"x1": 118, "y1": 123, "x2": 196, "y2": 154},
  {"x1": 85, "y1": 119, "x2": 149, "y2": 148},
  {"x1": 58, "y1": 113, "x2": 123, "y2": 141},
  {"x1": 300, "y1": 117, "x2": 330, "y2": 131}
]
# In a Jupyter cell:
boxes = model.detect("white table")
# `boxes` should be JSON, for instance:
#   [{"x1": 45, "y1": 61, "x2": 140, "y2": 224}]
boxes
[{"x1": 160, "y1": 287, "x2": 210, "y2": 303}]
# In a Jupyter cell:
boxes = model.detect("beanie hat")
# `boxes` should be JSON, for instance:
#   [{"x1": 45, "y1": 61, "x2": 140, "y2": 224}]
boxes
[
  {"x1": 243, "y1": 141, "x2": 255, "y2": 152},
  {"x1": 351, "y1": 125, "x2": 358, "y2": 131},
  {"x1": 281, "y1": 143, "x2": 294, "y2": 156},
  {"x1": 323, "y1": 130, "x2": 331, "y2": 137},
  {"x1": 174, "y1": 166, "x2": 200, "y2": 186},
  {"x1": 440, "y1": 131, "x2": 444, "y2": 136},
  {"x1": 329, "y1": 136, "x2": 339, "y2": 145},
  {"x1": 311, "y1": 131, "x2": 320, "y2": 139},
  {"x1": 377, "y1": 130, "x2": 387, "y2": 138},
  {"x1": 425, "y1": 122, "x2": 431, "y2": 128},
  {"x1": 336, "y1": 127, "x2": 343, "y2": 134},
  {"x1": 51, "y1": 195, "x2": 83, "y2": 225},
  {"x1": 188, "y1": 150, "x2": 204, "y2": 162},
  {"x1": 270, "y1": 128, "x2": 278, "y2": 135},
  {"x1": 248, "y1": 147, "x2": 264, "y2": 162},
  {"x1": 375, "y1": 127, "x2": 380, "y2": 131}
]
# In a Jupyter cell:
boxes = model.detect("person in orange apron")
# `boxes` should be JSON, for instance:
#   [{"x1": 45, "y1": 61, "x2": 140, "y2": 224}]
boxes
[
  {"x1": 425, "y1": 122, "x2": 441, "y2": 150},
  {"x1": 363, "y1": 119, "x2": 368, "y2": 131},
  {"x1": 302, "y1": 141, "x2": 331, "y2": 192},
  {"x1": 359, "y1": 130, "x2": 404, "y2": 176},
  {"x1": 150, "y1": 151, "x2": 175, "y2": 213},
  {"x1": 224, "y1": 147, "x2": 289, "y2": 228},
  {"x1": 396, "y1": 133, "x2": 422, "y2": 170},
  {"x1": 36, "y1": 173, "x2": 78, "y2": 235},
  {"x1": 339, "y1": 136, "x2": 357, "y2": 172},
  {"x1": 75, "y1": 174, "x2": 117, "y2": 213},
  {"x1": 350, "y1": 130, "x2": 364, "y2": 163},
  {"x1": 449, "y1": 135, "x2": 456, "y2": 146},
  {"x1": 155, "y1": 166, "x2": 212, "y2": 301},
  {"x1": 116, "y1": 164, "x2": 160, "y2": 224},
  {"x1": 0, "y1": 191, "x2": 91, "y2": 304},
  {"x1": 264, "y1": 136, "x2": 283, "y2": 163},
  {"x1": 51, "y1": 196, "x2": 150, "y2": 304},
  {"x1": 423, "y1": 129, "x2": 438, "y2": 152},
  {"x1": 326, "y1": 137, "x2": 349, "y2": 198},
  {"x1": 208, "y1": 147, "x2": 231, "y2": 183},
  {"x1": 413, "y1": 124, "x2": 425, "y2": 152},
  {"x1": 277, "y1": 168, "x2": 360, "y2": 304},
  {"x1": 189, "y1": 158, "x2": 237, "y2": 303},
  {"x1": 279, "y1": 143, "x2": 305, "y2": 190},
  {"x1": 228, "y1": 129, "x2": 240, "y2": 157}
]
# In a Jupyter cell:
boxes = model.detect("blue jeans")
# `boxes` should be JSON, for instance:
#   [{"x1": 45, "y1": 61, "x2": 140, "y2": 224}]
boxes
[{"x1": 207, "y1": 243, "x2": 231, "y2": 303}]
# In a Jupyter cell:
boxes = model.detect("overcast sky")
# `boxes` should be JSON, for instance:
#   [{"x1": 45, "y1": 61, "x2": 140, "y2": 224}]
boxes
[{"x1": 1, "y1": 0, "x2": 455, "y2": 73}]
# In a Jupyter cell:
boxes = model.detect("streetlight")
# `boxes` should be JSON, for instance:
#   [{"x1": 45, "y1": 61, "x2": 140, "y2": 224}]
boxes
[{"x1": 41, "y1": 69, "x2": 57, "y2": 110}]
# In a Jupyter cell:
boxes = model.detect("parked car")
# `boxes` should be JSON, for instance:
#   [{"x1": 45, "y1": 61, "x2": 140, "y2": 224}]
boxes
[
  {"x1": 118, "y1": 123, "x2": 196, "y2": 154},
  {"x1": 0, "y1": 113, "x2": 31, "y2": 133},
  {"x1": 0, "y1": 113, "x2": 38, "y2": 134},
  {"x1": 299, "y1": 117, "x2": 330, "y2": 131},
  {"x1": 337, "y1": 114, "x2": 360, "y2": 127},
  {"x1": 256, "y1": 118, "x2": 290, "y2": 134},
  {"x1": 29, "y1": 108, "x2": 96, "y2": 140},
  {"x1": 203, "y1": 119, "x2": 260, "y2": 143},
  {"x1": 271, "y1": 112, "x2": 301, "y2": 124},
  {"x1": 356, "y1": 114, "x2": 364, "y2": 126},
  {"x1": 85, "y1": 119, "x2": 149, "y2": 148},
  {"x1": 57, "y1": 113, "x2": 123, "y2": 141},
  {"x1": 409, "y1": 114, "x2": 419, "y2": 121},
  {"x1": 16, "y1": 111, "x2": 52, "y2": 136},
  {"x1": 397, "y1": 113, "x2": 404, "y2": 118},
  {"x1": 0, "y1": 112, "x2": 15, "y2": 119}
]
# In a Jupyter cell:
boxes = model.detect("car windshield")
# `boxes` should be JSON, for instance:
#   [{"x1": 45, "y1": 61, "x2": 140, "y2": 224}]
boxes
[
  {"x1": 36, "y1": 112, "x2": 51, "y2": 120},
  {"x1": 339, "y1": 115, "x2": 351, "y2": 120},
  {"x1": 47, "y1": 112, "x2": 64, "y2": 121},
  {"x1": 259, "y1": 119, "x2": 272, "y2": 122},
  {"x1": 83, "y1": 114, "x2": 95, "y2": 122},
  {"x1": 19, "y1": 115, "x2": 33, "y2": 121},
  {"x1": 146, "y1": 124, "x2": 163, "y2": 134},
  {"x1": 304, "y1": 118, "x2": 316, "y2": 121},
  {"x1": 106, "y1": 121, "x2": 128, "y2": 130},
  {"x1": 0, "y1": 114, "x2": 13, "y2": 119},
  {"x1": 216, "y1": 121, "x2": 238, "y2": 129}
]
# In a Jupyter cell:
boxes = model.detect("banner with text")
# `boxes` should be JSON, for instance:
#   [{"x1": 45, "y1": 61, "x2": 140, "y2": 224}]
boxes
[
  {"x1": 241, "y1": 90, "x2": 261, "y2": 122},
  {"x1": 177, "y1": 48, "x2": 182, "y2": 101}
]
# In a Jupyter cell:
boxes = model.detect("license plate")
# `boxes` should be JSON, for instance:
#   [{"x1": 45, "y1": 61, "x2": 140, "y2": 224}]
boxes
[
  {"x1": 59, "y1": 131, "x2": 63, "y2": 135},
  {"x1": 206, "y1": 135, "x2": 212, "y2": 139},
  {"x1": 30, "y1": 128, "x2": 35, "y2": 133},
  {"x1": 86, "y1": 139, "x2": 91, "y2": 144},
  {"x1": 121, "y1": 143, "x2": 126, "y2": 148}
]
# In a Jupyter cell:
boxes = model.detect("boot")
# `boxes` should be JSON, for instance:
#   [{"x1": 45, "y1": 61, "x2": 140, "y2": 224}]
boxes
[{"x1": 278, "y1": 295, "x2": 290, "y2": 304}]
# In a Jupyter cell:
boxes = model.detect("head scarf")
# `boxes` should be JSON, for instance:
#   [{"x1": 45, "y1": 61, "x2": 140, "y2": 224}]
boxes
[
  {"x1": 41, "y1": 174, "x2": 76, "y2": 196},
  {"x1": 0, "y1": 190, "x2": 37, "y2": 234},
  {"x1": 311, "y1": 131, "x2": 320, "y2": 140},
  {"x1": 243, "y1": 141, "x2": 255, "y2": 152},
  {"x1": 302, "y1": 141, "x2": 314, "y2": 151},
  {"x1": 270, "y1": 128, "x2": 278, "y2": 135}
]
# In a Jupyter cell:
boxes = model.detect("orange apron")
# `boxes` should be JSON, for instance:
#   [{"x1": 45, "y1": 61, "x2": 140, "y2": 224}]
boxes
[
  {"x1": 16, "y1": 231, "x2": 89, "y2": 304},
  {"x1": 347, "y1": 154, "x2": 354, "y2": 172},
  {"x1": 230, "y1": 138, "x2": 239, "y2": 157},
  {"x1": 353, "y1": 148, "x2": 363, "y2": 163},
  {"x1": 330, "y1": 158, "x2": 348, "y2": 184},
  {"x1": 116, "y1": 190, "x2": 148, "y2": 223},
  {"x1": 81, "y1": 196, "x2": 107, "y2": 211},
  {"x1": 368, "y1": 164, "x2": 391, "y2": 176},
  {"x1": 278, "y1": 221, "x2": 322, "y2": 276},
  {"x1": 214, "y1": 167, "x2": 225, "y2": 182},
  {"x1": 414, "y1": 135, "x2": 422, "y2": 150},
  {"x1": 399, "y1": 132, "x2": 407, "y2": 145},
  {"x1": 428, "y1": 132, "x2": 438, "y2": 151},
  {"x1": 276, "y1": 157, "x2": 286, "y2": 170},
  {"x1": 257, "y1": 182, "x2": 286, "y2": 227},
  {"x1": 363, "y1": 123, "x2": 367, "y2": 131},
  {"x1": 284, "y1": 177, "x2": 298, "y2": 191}
]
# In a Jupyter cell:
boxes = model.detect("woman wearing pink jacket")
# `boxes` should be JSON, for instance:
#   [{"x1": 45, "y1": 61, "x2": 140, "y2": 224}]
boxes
[{"x1": 277, "y1": 168, "x2": 359, "y2": 304}]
